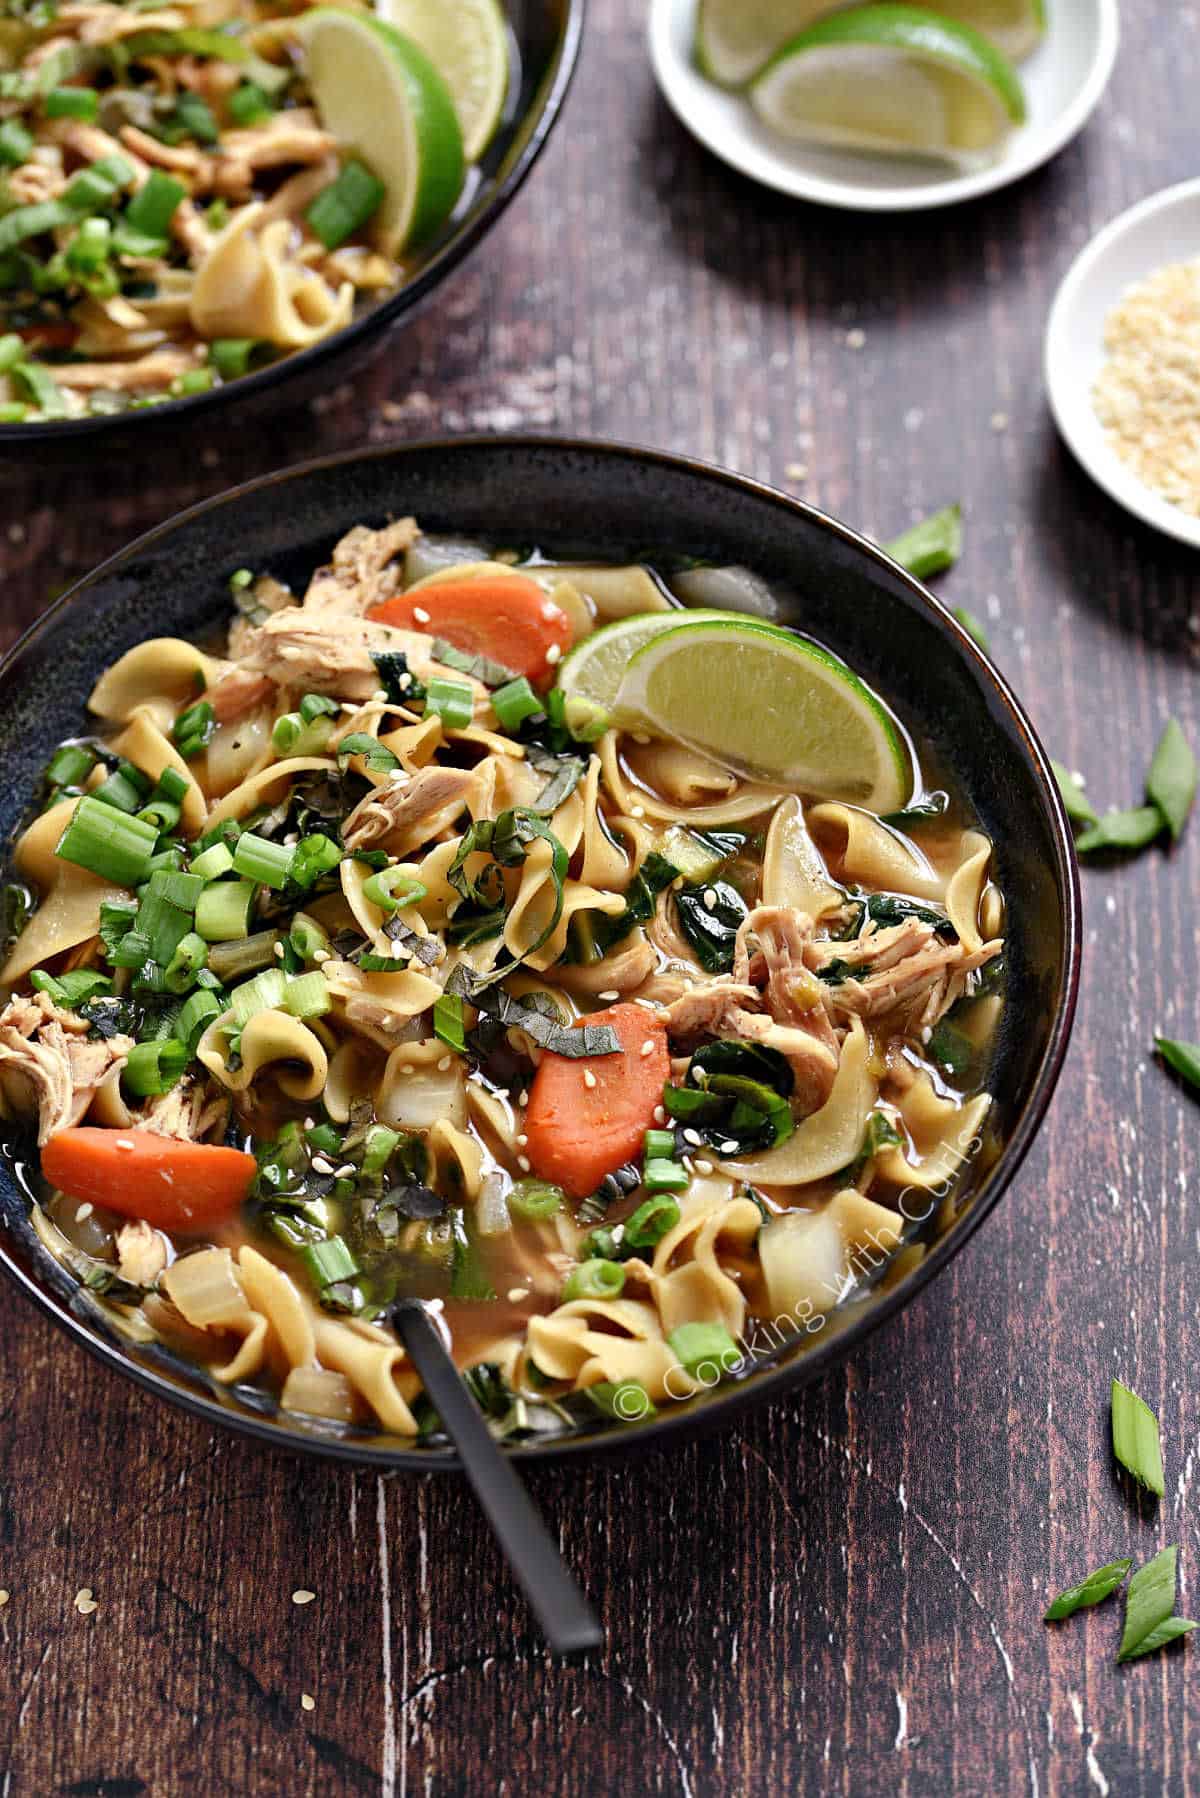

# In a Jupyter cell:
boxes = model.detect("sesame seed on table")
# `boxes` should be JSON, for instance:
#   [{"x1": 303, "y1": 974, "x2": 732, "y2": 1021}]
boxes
[{"x1": 0, "y1": 0, "x2": 1199, "y2": 1793}]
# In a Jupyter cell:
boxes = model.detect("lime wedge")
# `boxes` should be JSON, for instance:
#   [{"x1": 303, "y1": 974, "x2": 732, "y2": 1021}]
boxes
[
  {"x1": 298, "y1": 8, "x2": 464, "y2": 254},
  {"x1": 557, "y1": 609, "x2": 750, "y2": 713},
  {"x1": 612, "y1": 618, "x2": 911, "y2": 812},
  {"x1": 375, "y1": 0, "x2": 509, "y2": 160},
  {"x1": 921, "y1": 0, "x2": 1046, "y2": 62},
  {"x1": 695, "y1": 0, "x2": 834, "y2": 89},
  {"x1": 749, "y1": 5, "x2": 1026, "y2": 160}
]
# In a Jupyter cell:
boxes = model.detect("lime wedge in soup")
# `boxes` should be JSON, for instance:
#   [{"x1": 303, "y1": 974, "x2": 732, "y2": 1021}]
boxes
[{"x1": 374, "y1": 0, "x2": 510, "y2": 160}]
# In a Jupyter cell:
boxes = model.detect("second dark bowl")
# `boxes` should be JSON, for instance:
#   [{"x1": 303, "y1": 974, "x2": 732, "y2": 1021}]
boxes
[{"x1": 0, "y1": 436, "x2": 1080, "y2": 1465}]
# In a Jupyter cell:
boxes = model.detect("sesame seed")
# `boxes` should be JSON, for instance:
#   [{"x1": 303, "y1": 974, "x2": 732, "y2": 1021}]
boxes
[
  {"x1": 301, "y1": 1694, "x2": 316, "y2": 1712},
  {"x1": 542, "y1": 599, "x2": 559, "y2": 619},
  {"x1": 545, "y1": 644, "x2": 562, "y2": 665},
  {"x1": 630, "y1": 804, "x2": 645, "y2": 818},
  {"x1": 493, "y1": 1087, "x2": 509, "y2": 1101},
  {"x1": 389, "y1": 941, "x2": 405, "y2": 960},
  {"x1": 920, "y1": 1026, "x2": 932, "y2": 1044},
  {"x1": 115, "y1": 1137, "x2": 135, "y2": 1152},
  {"x1": 639, "y1": 1039, "x2": 655, "y2": 1057},
  {"x1": 304, "y1": 1117, "x2": 315, "y2": 1130},
  {"x1": 412, "y1": 605, "x2": 431, "y2": 624},
  {"x1": 597, "y1": 990, "x2": 619, "y2": 1001},
  {"x1": 694, "y1": 1158, "x2": 714, "y2": 1175},
  {"x1": 399, "y1": 672, "x2": 413, "y2": 690},
  {"x1": 381, "y1": 1013, "x2": 399, "y2": 1029},
  {"x1": 507, "y1": 1286, "x2": 529, "y2": 1302},
  {"x1": 292, "y1": 1589, "x2": 316, "y2": 1606},
  {"x1": 273, "y1": 941, "x2": 285, "y2": 958},
  {"x1": 515, "y1": 1132, "x2": 528, "y2": 1147},
  {"x1": 75, "y1": 1202, "x2": 93, "y2": 1222},
  {"x1": 583, "y1": 1069, "x2": 597, "y2": 1088},
  {"x1": 517, "y1": 1154, "x2": 531, "y2": 1173},
  {"x1": 311, "y1": 1156, "x2": 335, "y2": 1175},
  {"x1": 990, "y1": 411, "x2": 1009, "y2": 432},
  {"x1": 437, "y1": 1056, "x2": 452, "y2": 1072},
  {"x1": 517, "y1": 1089, "x2": 528, "y2": 1108},
  {"x1": 845, "y1": 327, "x2": 866, "y2": 349},
  {"x1": 653, "y1": 1105, "x2": 666, "y2": 1125},
  {"x1": 313, "y1": 949, "x2": 330, "y2": 964},
  {"x1": 372, "y1": 688, "x2": 388, "y2": 702},
  {"x1": 785, "y1": 462, "x2": 808, "y2": 481},
  {"x1": 632, "y1": 732, "x2": 651, "y2": 745},
  {"x1": 682, "y1": 1128, "x2": 702, "y2": 1147},
  {"x1": 333, "y1": 1163, "x2": 355, "y2": 1179},
  {"x1": 74, "y1": 1588, "x2": 97, "y2": 1615},
  {"x1": 720, "y1": 1141, "x2": 739, "y2": 1155},
  {"x1": 702, "y1": 888, "x2": 717, "y2": 911}
]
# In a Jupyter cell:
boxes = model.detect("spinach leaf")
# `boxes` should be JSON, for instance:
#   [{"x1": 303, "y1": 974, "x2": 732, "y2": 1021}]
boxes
[
  {"x1": 674, "y1": 879, "x2": 747, "y2": 973},
  {"x1": 664, "y1": 1039, "x2": 794, "y2": 1154},
  {"x1": 582, "y1": 850, "x2": 679, "y2": 961},
  {"x1": 372, "y1": 650, "x2": 425, "y2": 705}
]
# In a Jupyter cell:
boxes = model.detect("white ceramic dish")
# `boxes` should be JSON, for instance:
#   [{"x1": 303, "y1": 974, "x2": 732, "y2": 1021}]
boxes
[
  {"x1": 647, "y1": 0, "x2": 1119, "y2": 212},
  {"x1": 1045, "y1": 177, "x2": 1200, "y2": 548}
]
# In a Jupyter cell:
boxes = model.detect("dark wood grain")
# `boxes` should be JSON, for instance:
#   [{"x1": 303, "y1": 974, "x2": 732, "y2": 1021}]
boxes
[{"x1": 2, "y1": 1, "x2": 1199, "y2": 1792}]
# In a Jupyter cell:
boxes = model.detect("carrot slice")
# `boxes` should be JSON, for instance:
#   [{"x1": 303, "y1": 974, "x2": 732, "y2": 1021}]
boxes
[
  {"x1": 41, "y1": 1128, "x2": 257, "y2": 1232},
  {"x1": 368, "y1": 575, "x2": 571, "y2": 685},
  {"x1": 524, "y1": 1004, "x2": 670, "y2": 1200}
]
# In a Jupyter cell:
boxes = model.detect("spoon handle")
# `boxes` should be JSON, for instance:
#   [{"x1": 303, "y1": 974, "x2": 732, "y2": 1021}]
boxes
[{"x1": 393, "y1": 1300, "x2": 603, "y2": 1656}]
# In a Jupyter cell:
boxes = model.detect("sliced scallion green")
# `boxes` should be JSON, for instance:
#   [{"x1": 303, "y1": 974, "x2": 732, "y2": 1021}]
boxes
[
  {"x1": 1075, "y1": 806, "x2": 1164, "y2": 856},
  {"x1": 209, "y1": 338, "x2": 259, "y2": 380},
  {"x1": 289, "y1": 833, "x2": 342, "y2": 889},
  {"x1": 189, "y1": 841, "x2": 234, "y2": 882},
  {"x1": 194, "y1": 877, "x2": 257, "y2": 942},
  {"x1": 1052, "y1": 760, "x2": 1098, "y2": 827},
  {"x1": 232, "y1": 831, "x2": 294, "y2": 890},
  {"x1": 124, "y1": 169, "x2": 186, "y2": 237},
  {"x1": 623, "y1": 1194, "x2": 681, "y2": 1249},
  {"x1": 123, "y1": 1038, "x2": 188, "y2": 1098},
  {"x1": 362, "y1": 866, "x2": 427, "y2": 913},
  {"x1": 424, "y1": 678, "x2": 474, "y2": 730},
  {"x1": 229, "y1": 966, "x2": 287, "y2": 1027},
  {"x1": 644, "y1": 1157, "x2": 689, "y2": 1194},
  {"x1": 178, "y1": 985, "x2": 223, "y2": 1051},
  {"x1": 300, "y1": 1235, "x2": 359, "y2": 1289},
  {"x1": 1156, "y1": 1036, "x2": 1200, "y2": 1092},
  {"x1": 1117, "y1": 1546, "x2": 1196, "y2": 1662},
  {"x1": 1112, "y1": 1378, "x2": 1165, "y2": 1495},
  {"x1": 55, "y1": 796, "x2": 158, "y2": 887},
  {"x1": 47, "y1": 743, "x2": 97, "y2": 788},
  {"x1": 163, "y1": 930, "x2": 208, "y2": 994},
  {"x1": 305, "y1": 159, "x2": 385, "y2": 251},
  {"x1": 271, "y1": 711, "x2": 332, "y2": 756},
  {"x1": 433, "y1": 992, "x2": 467, "y2": 1055},
  {"x1": 490, "y1": 676, "x2": 541, "y2": 733},
  {"x1": 44, "y1": 87, "x2": 98, "y2": 121},
  {"x1": 283, "y1": 971, "x2": 330, "y2": 1020},
  {"x1": 563, "y1": 1259, "x2": 625, "y2": 1301},
  {"x1": 667, "y1": 1320, "x2": 740, "y2": 1381},
  {"x1": 1146, "y1": 718, "x2": 1196, "y2": 842},
  {"x1": 228, "y1": 80, "x2": 273, "y2": 125},
  {"x1": 585, "y1": 1380, "x2": 655, "y2": 1422},
  {"x1": 1044, "y1": 1558, "x2": 1132, "y2": 1622},
  {"x1": 0, "y1": 119, "x2": 33, "y2": 167},
  {"x1": 506, "y1": 1179, "x2": 564, "y2": 1222},
  {"x1": 884, "y1": 504, "x2": 962, "y2": 580},
  {"x1": 289, "y1": 911, "x2": 331, "y2": 963}
]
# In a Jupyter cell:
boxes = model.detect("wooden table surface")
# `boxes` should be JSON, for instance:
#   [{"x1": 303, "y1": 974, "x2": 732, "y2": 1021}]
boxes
[{"x1": 3, "y1": 1, "x2": 1199, "y2": 1792}]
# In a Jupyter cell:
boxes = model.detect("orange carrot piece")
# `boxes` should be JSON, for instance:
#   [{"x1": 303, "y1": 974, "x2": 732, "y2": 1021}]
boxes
[
  {"x1": 524, "y1": 1004, "x2": 670, "y2": 1200},
  {"x1": 368, "y1": 575, "x2": 571, "y2": 685},
  {"x1": 41, "y1": 1128, "x2": 257, "y2": 1232}
]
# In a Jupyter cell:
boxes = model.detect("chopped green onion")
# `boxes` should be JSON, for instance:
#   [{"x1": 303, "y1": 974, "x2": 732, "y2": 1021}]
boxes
[
  {"x1": 137, "y1": 794, "x2": 180, "y2": 833},
  {"x1": 207, "y1": 929, "x2": 278, "y2": 981},
  {"x1": 271, "y1": 710, "x2": 332, "y2": 756},
  {"x1": 1156, "y1": 1036, "x2": 1200, "y2": 1091},
  {"x1": 195, "y1": 878, "x2": 257, "y2": 942},
  {"x1": 306, "y1": 1121, "x2": 342, "y2": 1157},
  {"x1": 884, "y1": 504, "x2": 962, "y2": 580},
  {"x1": 585, "y1": 1380, "x2": 655, "y2": 1422},
  {"x1": 228, "y1": 80, "x2": 273, "y2": 125},
  {"x1": 424, "y1": 678, "x2": 475, "y2": 730},
  {"x1": 643, "y1": 1128, "x2": 676, "y2": 1162},
  {"x1": 229, "y1": 966, "x2": 287, "y2": 1027},
  {"x1": 1075, "y1": 806, "x2": 1164, "y2": 856},
  {"x1": 433, "y1": 992, "x2": 467, "y2": 1055},
  {"x1": 178, "y1": 986, "x2": 222, "y2": 1051},
  {"x1": 62, "y1": 153, "x2": 134, "y2": 212},
  {"x1": 125, "y1": 169, "x2": 186, "y2": 238},
  {"x1": 209, "y1": 338, "x2": 259, "y2": 381},
  {"x1": 561, "y1": 696, "x2": 610, "y2": 743},
  {"x1": 952, "y1": 606, "x2": 990, "y2": 652},
  {"x1": 490, "y1": 676, "x2": 541, "y2": 733},
  {"x1": 305, "y1": 158, "x2": 385, "y2": 251},
  {"x1": 10, "y1": 360, "x2": 65, "y2": 417},
  {"x1": 92, "y1": 760, "x2": 151, "y2": 814},
  {"x1": 173, "y1": 699, "x2": 215, "y2": 758},
  {"x1": 363, "y1": 866, "x2": 427, "y2": 913},
  {"x1": 644, "y1": 1157, "x2": 689, "y2": 1194},
  {"x1": 1117, "y1": 1546, "x2": 1196, "y2": 1662},
  {"x1": 47, "y1": 744, "x2": 97, "y2": 788},
  {"x1": 1111, "y1": 1378, "x2": 1165, "y2": 1496},
  {"x1": 290, "y1": 834, "x2": 342, "y2": 889},
  {"x1": 65, "y1": 215, "x2": 110, "y2": 274},
  {"x1": 506, "y1": 1179, "x2": 564, "y2": 1223},
  {"x1": 123, "y1": 1038, "x2": 188, "y2": 1098},
  {"x1": 563, "y1": 1259, "x2": 625, "y2": 1302},
  {"x1": 0, "y1": 120, "x2": 33, "y2": 168},
  {"x1": 1052, "y1": 760, "x2": 1098, "y2": 827},
  {"x1": 166, "y1": 92, "x2": 218, "y2": 144},
  {"x1": 111, "y1": 223, "x2": 167, "y2": 261},
  {"x1": 149, "y1": 868, "x2": 202, "y2": 910},
  {"x1": 163, "y1": 930, "x2": 208, "y2": 994},
  {"x1": 30, "y1": 967, "x2": 111, "y2": 1007},
  {"x1": 0, "y1": 402, "x2": 27, "y2": 423},
  {"x1": 283, "y1": 971, "x2": 330, "y2": 1020},
  {"x1": 300, "y1": 1235, "x2": 359, "y2": 1290},
  {"x1": 173, "y1": 368, "x2": 215, "y2": 397},
  {"x1": 0, "y1": 199, "x2": 76, "y2": 255},
  {"x1": 1145, "y1": 717, "x2": 1196, "y2": 842},
  {"x1": 1044, "y1": 1558, "x2": 1132, "y2": 1622},
  {"x1": 56, "y1": 796, "x2": 158, "y2": 887},
  {"x1": 623, "y1": 1194, "x2": 680, "y2": 1249},
  {"x1": 300, "y1": 693, "x2": 339, "y2": 723},
  {"x1": 667, "y1": 1320, "x2": 740, "y2": 1381},
  {"x1": 45, "y1": 87, "x2": 98, "y2": 121},
  {"x1": 189, "y1": 841, "x2": 235, "y2": 882},
  {"x1": 232, "y1": 831, "x2": 294, "y2": 890},
  {"x1": 289, "y1": 912, "x2": 331, "y2": 964},
  {"x1": 360, "y1": 1123, "x2": 399, "y2": 1176}
]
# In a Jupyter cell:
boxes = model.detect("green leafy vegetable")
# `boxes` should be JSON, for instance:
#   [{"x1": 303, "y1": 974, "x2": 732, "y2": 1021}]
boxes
[
  {"x1": 372, "y1": 651, "x2": 424, "y2": 705},
  {"x1": 1052, "y1": 761, "x2": 1099, "y2": 827},
  {"x1": 1075, "y1": 806, "x2": 1165, "y2": 856},
  {"x1": 580, "y1": 851, "x2": 679, "y2": 962},
  {"x1": 674, "y1": 879, "x2": 748, "y2": 974},
  {"x1": 526, "y1": 752, "x2": 585, "y2": 816},
  {"x1": 884, "y1": 505, "x2": 962, "y2": 580},
  {"x1": 1111, "y1": 1379, "x2": 1165, "y2": 1496},
  {"x1": 337, "y1": 732, "x2": 399, "y2": 773},
  {"x1": 664, "y1": 1039, "x2": 794, "y2": 1155},
  {"x1": 446, "y1": 808, "x2": 568, "y2": 981},
  {"x1": 450, "y1": 1210, "x2": 495, "y2": 1301},
  {"x1": 927, "y1": 1019, "x2": 973, "y2": 1077},
  {"x1": 1118, "y1": 1547, "x2": 1195, "y2": 1662},
  {"x1": 430, "y1": 636, "x2": 519, "y2": 689},
  {"x1": 1156, "y1": 1037, "x2": 1200, "y2": 1092},
  {"x1": 444, "y1": 966, "x2": 620, "y2": 1059},
  {"x1": 1044, "y1": 1558, "x2": 1133, "y2": 1622},
  {"x1": 1146, "y1": 718, "x2": 1196, "y2": 842}
]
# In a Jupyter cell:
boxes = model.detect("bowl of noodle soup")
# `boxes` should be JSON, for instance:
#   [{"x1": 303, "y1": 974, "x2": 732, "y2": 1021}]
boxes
[
  {"x1": 0, "y1": 0, "x2": 582, "y2": 455},
  {"x1": 0, "y1": 437, "x2": 1080, "y2": 1464}
]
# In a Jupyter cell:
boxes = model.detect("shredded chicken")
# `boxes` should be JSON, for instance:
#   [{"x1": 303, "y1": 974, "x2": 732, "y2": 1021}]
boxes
[
  {"x1": 208, "y1": 666, "x2": 277, "y2": 726},
  {"x1": 342, "y1": 767, "x2": 477, "y2": 856},
  {"x1": 239, "y1": 613, "x2": 437, "y2": 701},
  {"x1": 301, "y1": 520, "x2": 420, "y2": 617},
  {"x1": 115, "y1": 1219, "x2": 169, "y2": 1286},
  {"x1": 118, "y1": 123, "x2": 210, "y2": 176},
  {"x1": 7, "y1": 161, "x2": 66, "y2": 205},
  {"x1": 139, "y1": 1077, "x2": 228, "y2": 1143},
  {"x1": 806, "y1": 919, "x2": 1002, "y2": 1035},
  {"x1": 662, "y1": 973, "x2": 838, "y2": 1117},
  {"x1": 0, "y1": 993, "x2": 133, "y2": 1146},
  {"x1": 210, "y1": 111, "x2": 338, "y2": 200},
  {"x1": 55, "y1": 347, "x2": 200, "y2": 392},
  {"x1": 57, "y1": 3, "x2": 187, "y2": 44}
]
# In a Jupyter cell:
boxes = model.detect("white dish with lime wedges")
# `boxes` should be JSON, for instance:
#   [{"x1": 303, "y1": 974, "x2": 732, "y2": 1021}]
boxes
[{"x1": 648, "y1": 0, "x2": 1117, "y2": 211}]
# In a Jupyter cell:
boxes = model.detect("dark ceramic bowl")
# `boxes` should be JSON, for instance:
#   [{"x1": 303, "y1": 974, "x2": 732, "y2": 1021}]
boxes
[
  {"x1": 0, "y1": 0, "x2": 583, "y2": 466},
  {"x1": 0, "y1": 437, "x2": 1080, "y2": 1466}
]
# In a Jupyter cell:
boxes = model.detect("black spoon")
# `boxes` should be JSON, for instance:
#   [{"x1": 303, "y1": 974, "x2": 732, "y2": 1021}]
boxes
[{"x1": 392, "y1": 1298, "x2": 603, "y2": 1656}]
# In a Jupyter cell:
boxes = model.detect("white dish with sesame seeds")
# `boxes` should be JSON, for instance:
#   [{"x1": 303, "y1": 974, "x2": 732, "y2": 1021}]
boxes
[
  {"x1": 1045, "y1": 178, "x2": 1200, "y2": 549},
  {"x1": 648, "y1": 0, "x2": 1118, "y2": 212}
]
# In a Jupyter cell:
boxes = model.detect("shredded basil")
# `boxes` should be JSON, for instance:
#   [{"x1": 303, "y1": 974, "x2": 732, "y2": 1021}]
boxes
[
  {"x1": 431, "y1": 637, "x2": 519, "y2": 689},
  {"x1": 581, "y1": 850, "x2": 679, "y2": 962},
  {"x1": 371, "y1": 651, "x2": 424, "y2": 706},
  {"x1": 526, "y1": 751, "x2": 585, "y2": 815},
  {"x1": 881, "y1": 793, "x2": 950, "y2": 828},
  {"x1": 337, "y1": 733, "x2": 399, "y2": 773},
  {"x1": 1044, "y1": 1558, "x2": 1132, "y2": 1622},
  {"x1": 446, "y1": 808, "x2": 569, "y2": 982},
  {"x1": 674, "y1": 879, "x2": 747, "y2": 974},
  {"x1": 837, "y1": 892, "x2": 957, "y2": 942},
  {"x1": 445, "y1": 965, "x2": 620, "y2": 1058}
]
